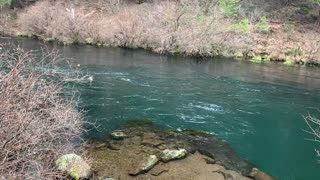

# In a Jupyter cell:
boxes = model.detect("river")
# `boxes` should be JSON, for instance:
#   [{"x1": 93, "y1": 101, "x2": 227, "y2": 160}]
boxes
[{"x1": 2, "y1": 38, "x2": 320, "y2": 179}]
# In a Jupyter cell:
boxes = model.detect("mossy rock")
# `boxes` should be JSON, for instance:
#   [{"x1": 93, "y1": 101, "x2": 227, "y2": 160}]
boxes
[
  {"x1": 55, "y1": 154, "x2": 91, "y2": 180},
  {"x1": 160, "y1": 149, "x2": 187, "y2": 162}
]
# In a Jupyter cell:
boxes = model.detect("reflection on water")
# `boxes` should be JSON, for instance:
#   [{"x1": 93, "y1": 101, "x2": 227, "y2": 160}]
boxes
[{"x1": 1, "y1": 37, "x2": 320, "y2": 179}]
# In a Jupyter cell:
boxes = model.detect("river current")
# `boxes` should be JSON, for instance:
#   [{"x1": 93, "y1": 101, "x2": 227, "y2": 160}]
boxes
[{"x1": 2, "y1": 38, "x2": 320, "y2": 179}]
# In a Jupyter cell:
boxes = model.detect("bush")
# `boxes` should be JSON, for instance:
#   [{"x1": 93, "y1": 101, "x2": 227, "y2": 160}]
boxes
[
  {"x1": 17, "y1": 1, "x2": 96, "y2": 44},
  {"x1": 218, "y1": 0, "x2": 241, "y2": 17},
  {"x1": 0, "y1": 0, "x2": 11, "y2": 7},
  {"x1": 232, "y1": 18, "x2": 250, "y2": 33},
  {"x1": 256, "y1": 16, "x2": 270, "y2": 33},
  {"x1": 0, "y1": 45, "x2": 85, "y2": 179}
]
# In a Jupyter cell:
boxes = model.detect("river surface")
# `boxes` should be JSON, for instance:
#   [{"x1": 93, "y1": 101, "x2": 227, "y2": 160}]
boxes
[{"x1": 2, "y1": 38, "x2": 320, "y2": 179}]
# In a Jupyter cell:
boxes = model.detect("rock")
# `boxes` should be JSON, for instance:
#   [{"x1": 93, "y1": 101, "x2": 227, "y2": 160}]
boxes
[
  {"x1": 98, "y1": 176, "x2": 117, "y2": 180},
  {"x1": 125, "y1": 136, "x2": 142, "y2": 145},
  {"x1": 110, "y1": 131, "x2": 127, "y2": 139},
  {"x1": 107, "y1": 141, "x2": 122, "y2": 150},
  {"x1": 142, "y1": 133, "x2": 165, "y2": 147},
  {"x1": 129, "y1": 155, "x2": 159, "y2": 176},
  {"x1": 214, "y1": 169, "x2": 251, "y2": 180},
  {"x1": 204, "y1": 157, "x2": 216, "y2": 164},
  {"x1": 55, "y1": 154, "x2": 91, "y2": 180},
  {"x1": 151, "y1": 168, "x2": 169, "y2": 176},
  {"x1": 160, "y1": 149, "x2": 187, "y2": 162},
  {"x1": 95, "y1": 143, "x2": 107, "y2": 148},
  {"x1": 249, "y1": 168, "x2": 274, "y2": 180},
  {"x1": 142, "y1": 138, "x2": 165, "y2": 147}
]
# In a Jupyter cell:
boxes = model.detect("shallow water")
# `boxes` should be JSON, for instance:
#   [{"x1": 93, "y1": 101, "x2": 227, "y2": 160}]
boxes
[{"x1": 2, "y1": 38, "x2": 320, "y2": 179}]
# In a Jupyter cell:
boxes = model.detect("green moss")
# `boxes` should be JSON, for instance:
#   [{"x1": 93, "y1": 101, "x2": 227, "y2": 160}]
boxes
[
  {"x1": 283, "y1": 60, "x2": 293, "y2": 65},
  {"x1": 69, "y1": 172, "x2": 80, "y2": 180},
  {"x1": 262, "y1": 55, "x2": 271, "y2": 62},
  {"x1": 250, "y1": 56, "x2": 262, "y2": 63},
  {"x1": 183, "y1": 128, "x2": 210, "y2": 135},
  {"x1": 126, "y1": 119, "x2": 153, "y2": 127}
]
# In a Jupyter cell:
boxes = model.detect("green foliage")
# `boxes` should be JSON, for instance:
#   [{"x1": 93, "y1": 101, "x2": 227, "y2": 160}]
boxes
[
  {"x1": 0, "y1": 0, "x2": 12, "y2": 7},
  {"x1": 250, "y1": 55, "x2": 262, "y2": 63},
  {"x1": 218, "y1": 0, "x2": 241, "y2": 17},
  {"x1": 256, "y1": 16, "x2": 270, "y2": 34},
  {"x1": 232, "y1": 18, "x2": 250, "y2": 33},
  {"x1": 283, "y1": 60, "x2": 293, "y2": 65},
  {"x1": 311, "y1": 0, "x2": 320, "y2": 5}
]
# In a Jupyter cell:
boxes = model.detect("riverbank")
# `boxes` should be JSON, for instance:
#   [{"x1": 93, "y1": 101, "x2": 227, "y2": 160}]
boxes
[
  {"x1": 0, "y1": 45, "x2": 85, "y2": 179},
  {"x1": 85, "y1": 120, "x2": 274, "y2": 180},
  {"x1": 1, "y1": 0, "x2": 320, "y2": 66}
]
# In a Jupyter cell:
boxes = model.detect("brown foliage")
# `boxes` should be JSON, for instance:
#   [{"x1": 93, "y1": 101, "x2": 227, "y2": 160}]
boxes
[{"x1": 0, "y1": 45, "x2": 84, "y2": 179}]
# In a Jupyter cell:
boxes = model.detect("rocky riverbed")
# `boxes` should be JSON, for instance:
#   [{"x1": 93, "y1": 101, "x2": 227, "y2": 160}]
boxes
[{"x1": 84, "y1": 120, "x2": 274, "y2": 180}]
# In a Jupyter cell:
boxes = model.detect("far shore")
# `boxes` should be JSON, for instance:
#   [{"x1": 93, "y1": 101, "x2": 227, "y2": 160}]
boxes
[{"x1": 1, "y1": 0, "x2": 320, "y2": 67}]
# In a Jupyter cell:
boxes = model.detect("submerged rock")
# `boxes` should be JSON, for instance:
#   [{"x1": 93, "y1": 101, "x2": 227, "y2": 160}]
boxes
[
  {"x1": 55, "y1": 154, "x2": 91, "y2": 180},
  {"x1": 129, "y1": 155, "x2": 159, "y2": 176},
  {"x1": 249, "y1": 168, "x2": 274, "y2": 180},
  {"x1": 110, "y1": 131, "x2": 127, "y2": 139},
  {"x1": 160, "y1": 149, "x2": 187, "y2": 162}
]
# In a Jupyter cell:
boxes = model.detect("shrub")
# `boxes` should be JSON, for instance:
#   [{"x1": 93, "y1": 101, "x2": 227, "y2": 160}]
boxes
[
  {"x1": 0, "y1": 45, "x2": 85, "y2": 179},
  {"x1": 256, "y1": 16, "x2": 270, "y2": 33},
  {"x1": 304, "y1": 114, "x2": 320, "y2": 158},
  {"x1": 232, "y1": 18, "x2": 250, "y2": 33},
  {"x1": 218, "y1": 0, "x2": 241, "y2": 17},
  {"x1": 0, "y1": 0, "x2": 11, "y2": 7},
  {"x1": 17, "y1": 1, "x2": 96, "y2": 44}
]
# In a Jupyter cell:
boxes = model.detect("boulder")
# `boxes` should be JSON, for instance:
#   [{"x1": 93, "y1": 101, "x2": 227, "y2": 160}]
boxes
[
  {"x1": 160, "y1": 149, "x2": 187, "y2": 162},
  {"x1": 129, "y1": 155, "x2": 159, "y2": 176},
  {"x1": 55, "y1": 154, "x2": 91, "y2": 180}
]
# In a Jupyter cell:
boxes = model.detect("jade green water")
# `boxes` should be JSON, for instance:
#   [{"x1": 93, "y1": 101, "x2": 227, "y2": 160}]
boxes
[{"x1": 2, "y1": 38, "x2": 320, "y2": 179}]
